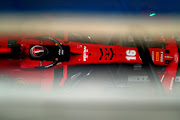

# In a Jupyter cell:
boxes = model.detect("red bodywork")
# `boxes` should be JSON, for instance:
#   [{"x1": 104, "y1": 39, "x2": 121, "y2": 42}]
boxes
[{"x1": 0, "y1": 33, "x2": 179, "y2": 94}]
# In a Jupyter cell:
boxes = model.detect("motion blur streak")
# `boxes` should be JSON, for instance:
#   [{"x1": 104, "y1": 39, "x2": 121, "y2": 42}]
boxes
[
  {"x1": 0, "y1": 86, "x2": 180, "y2": 120},
  {"x1": 0, "y1": 14, "x2": 180, "y2": 36}
]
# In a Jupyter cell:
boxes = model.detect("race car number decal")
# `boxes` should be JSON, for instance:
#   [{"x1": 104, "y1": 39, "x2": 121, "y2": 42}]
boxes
[{"x1": 126, "y1": 50, "x2": 136, "y2": 61}]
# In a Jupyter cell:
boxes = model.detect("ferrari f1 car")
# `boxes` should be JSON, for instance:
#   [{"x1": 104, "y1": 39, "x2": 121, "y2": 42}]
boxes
[{"x1": 0, "y1": 32, "x2": 179, "y2": 94}]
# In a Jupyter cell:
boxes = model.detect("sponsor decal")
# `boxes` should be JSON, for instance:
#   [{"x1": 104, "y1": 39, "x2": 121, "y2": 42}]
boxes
[
  {"x1": 156, "y1": 52, "x2": 159, "y2": 61},
  {"x1": 152, "y1": 51, "x2": 154, "y2": 61},
  {"x1": 160, "y1": 52, "x2": 163, "y2": 62},
  {"x1": 58, "y1": 49, "x2": 61, "y2": 55},
  {"x1": 99, "y1": 48, "x2": 114, "y2": 60},
  {"x1": 77, "y1": 45, "x2": 82, "y2": 48},
  {"x1": 174, "y1": 53, "x2": 179, "y2": 63},
  {"x1": 83, "y1": 46, "x2": 88, "y2": 61}
]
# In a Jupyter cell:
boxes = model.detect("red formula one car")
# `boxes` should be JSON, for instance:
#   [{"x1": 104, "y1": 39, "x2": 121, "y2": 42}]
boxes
[{"x1": 0, "y1": 32, "x2": 179, "y2": 94}]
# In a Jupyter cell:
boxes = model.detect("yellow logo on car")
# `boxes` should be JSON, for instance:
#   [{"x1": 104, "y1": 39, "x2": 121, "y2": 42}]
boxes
[{"x1": 156, "y1": 52, "x2": 159, "y2": 61}]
